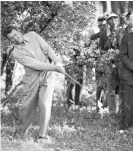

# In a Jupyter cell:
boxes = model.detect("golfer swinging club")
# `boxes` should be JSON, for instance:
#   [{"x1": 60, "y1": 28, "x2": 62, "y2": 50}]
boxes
[{"x1": 3, "y1": 25, "x2": 66, "y2": 142}]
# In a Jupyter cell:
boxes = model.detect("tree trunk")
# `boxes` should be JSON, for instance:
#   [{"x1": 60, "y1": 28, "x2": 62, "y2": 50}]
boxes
[
  {"x1": 5, "y1": 58, "x2": 15, "y2": 94},
  {"x1": 1, "y1": 46, "x2": 15, "y2": 94},
  {"x1": 100, "y1": 1, "x2": 107, "y2": 13},
  {"x1": 100, "y1": 1, "x2": 130, "y2": 25},
  {"x1": 111, "y1": 1, "x2": 129, "y2": 25},
  {"x1": 106, "y1": 1, "x2": 112, "y2": 13}
]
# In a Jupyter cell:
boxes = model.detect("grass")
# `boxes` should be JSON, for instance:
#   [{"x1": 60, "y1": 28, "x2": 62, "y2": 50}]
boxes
[
  {"x1": 1, "y1": 72, "x2": 133, "y2": 151},
  {"x1": 1, "y1": 99, "x2": 133, "y2": 151}
]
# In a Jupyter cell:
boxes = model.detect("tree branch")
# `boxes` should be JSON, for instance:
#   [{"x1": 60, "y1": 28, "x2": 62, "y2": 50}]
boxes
[
  {"x1": 2, "y1": 81, "x2": 23, "y2": 107},
  {"x1": 40, "y1": 1, "x2": 63, "y2": 35}
]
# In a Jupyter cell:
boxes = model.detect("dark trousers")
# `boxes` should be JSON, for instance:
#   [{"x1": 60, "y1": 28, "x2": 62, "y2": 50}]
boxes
[
  {"x1": 74, "y1": 79, "x2": 83, "y2": 105},
  {"x1": 67, "y1": 78, "x2": 83, "y2": 107},
  {"x1": 95, "y1": 70, "x2": 105, "y2": 110},
  {"x1": 106, "y1": 66, "x2": 120, "y2": 114},
  {"x1": 67, "y1": 82, "x2": 74, "y2": 107},
  {"x1": 120, "y1": 81, "x2": 133, "y2": 129}
]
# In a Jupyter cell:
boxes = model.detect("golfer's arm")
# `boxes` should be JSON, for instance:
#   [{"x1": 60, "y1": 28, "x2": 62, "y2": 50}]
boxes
[
  {"x1": 33, "y1": 31, "x2": 60, "y2": 64},
  {"x1": 14, "y1": 53, "x2": 56, "y2": 71}
]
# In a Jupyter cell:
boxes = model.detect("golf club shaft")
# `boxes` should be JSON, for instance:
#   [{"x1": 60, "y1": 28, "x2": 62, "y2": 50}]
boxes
[{"x1": 65, "y1": 72, "x2": 92, "y2": 94}]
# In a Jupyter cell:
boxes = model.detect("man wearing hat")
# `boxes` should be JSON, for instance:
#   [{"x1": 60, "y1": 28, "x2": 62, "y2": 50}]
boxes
[
  {"x1": 100, "y1": 12, "x2": 125, "y2": 115},
  {"x1": 93, "y1": 13, "x2": 121, "y2": 111},
  {"x1": 104, "y1": 13, "x2": 124, "y2": 49}
]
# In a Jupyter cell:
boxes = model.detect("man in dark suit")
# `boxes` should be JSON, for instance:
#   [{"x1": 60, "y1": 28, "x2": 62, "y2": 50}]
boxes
[{"x1": 119, "y1": 11, "x2": 133, "y2": 130}]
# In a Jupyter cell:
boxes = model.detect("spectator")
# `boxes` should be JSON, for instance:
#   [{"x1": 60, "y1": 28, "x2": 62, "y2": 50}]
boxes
[
  {"x1": 90, "y1": 16, "x2": 107, "y2": 41},
  {"x1": 90, "y1": 16, "x2": 108, "y2": 49},
  {"x1": 89, "y1": 15, "x2": 107, "y2": 111},
  {"x1": 102, "y1": 12, "x2": 125, "y2": 115},
  {"x1": 66, "y1": 47, "x2": 84, "y2": 107},
  {"x1": 119, "y1": 10, "x2": 133, "y2": 130}
]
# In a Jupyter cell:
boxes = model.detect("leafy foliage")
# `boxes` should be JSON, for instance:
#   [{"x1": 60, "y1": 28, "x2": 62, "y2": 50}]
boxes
[
  {"x1": 1, "y1": 1, "x2": 63, "y2": 35},
  {"x1": 1, "y1": 1, "x2": 97, "y2": 52},
  {"x1": 1, "y1": 1, "x2": 98, "y2": 96}
]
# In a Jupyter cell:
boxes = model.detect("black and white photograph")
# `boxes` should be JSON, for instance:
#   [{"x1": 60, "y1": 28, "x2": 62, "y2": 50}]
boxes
[{"x1": 1, "y1": 1, "x2": 133, "y2": 151}]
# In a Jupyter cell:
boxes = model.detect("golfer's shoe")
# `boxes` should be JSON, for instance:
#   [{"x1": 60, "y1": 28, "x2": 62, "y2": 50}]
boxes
[{"x1": 36, "y1": 135, "x2": 54, "y2": 144}]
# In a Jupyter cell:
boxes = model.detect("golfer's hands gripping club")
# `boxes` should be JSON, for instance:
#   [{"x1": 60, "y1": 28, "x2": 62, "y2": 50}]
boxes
[{"x1": 54, "y1": 63, "x2": 66, "y2": 74}]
